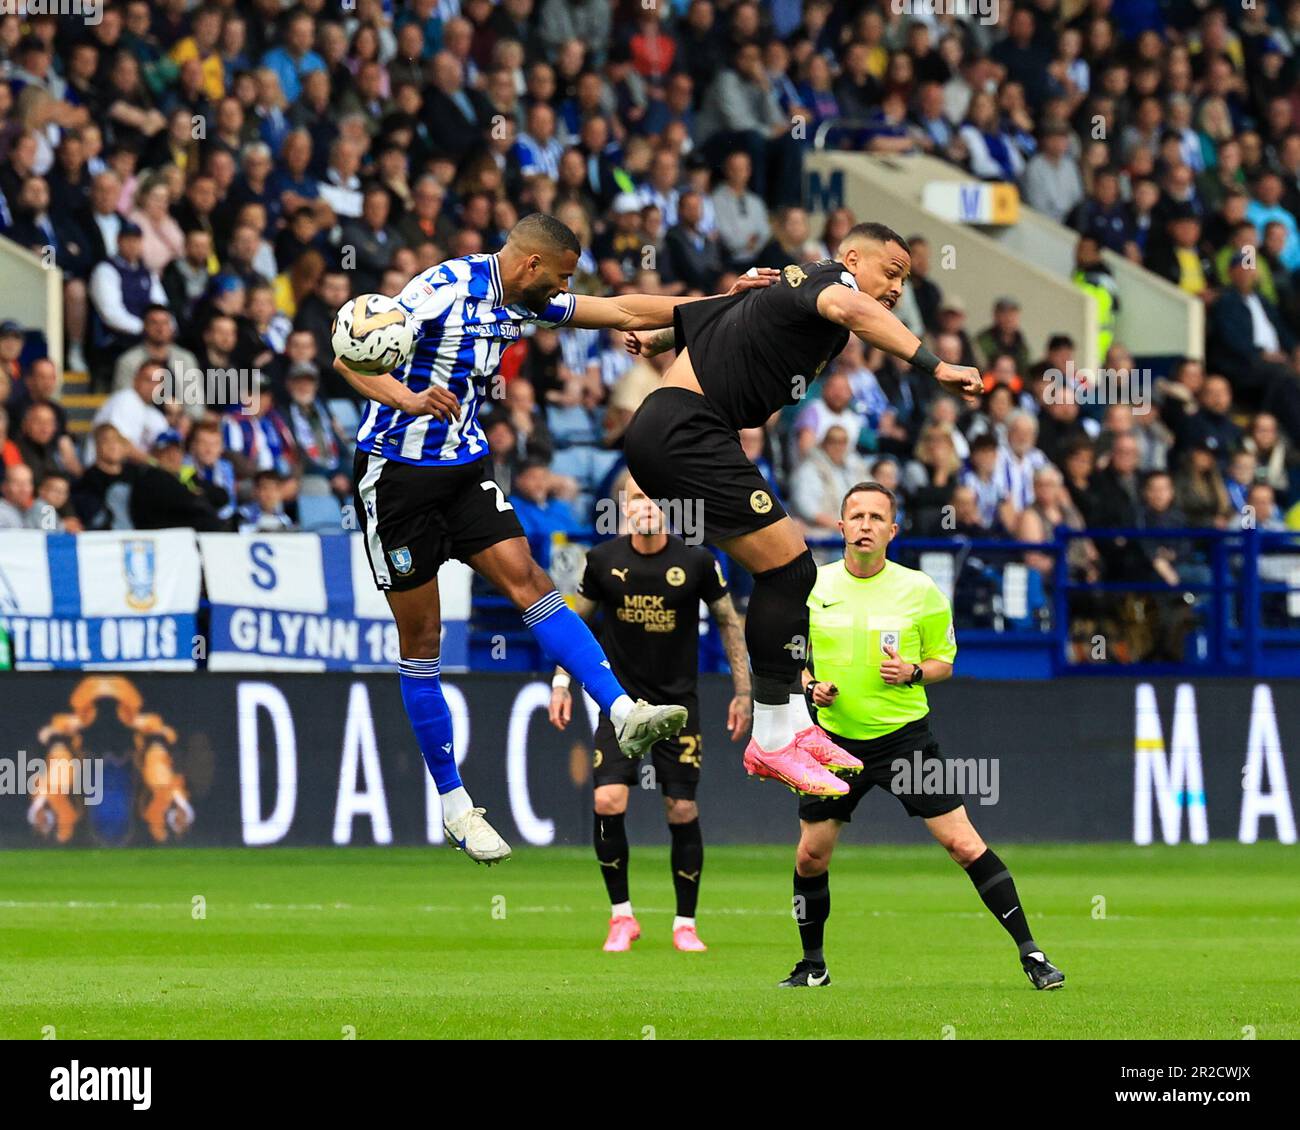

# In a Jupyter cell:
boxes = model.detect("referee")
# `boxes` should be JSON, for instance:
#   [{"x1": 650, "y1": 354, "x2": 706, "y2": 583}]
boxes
[{"x1": 779, "y1": 481, "x2": 1065, "y2": 991}]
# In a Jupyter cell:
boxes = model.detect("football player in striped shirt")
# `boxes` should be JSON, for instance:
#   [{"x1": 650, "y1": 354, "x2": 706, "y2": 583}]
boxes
[{"x1": 333, "y1": 213, "x2": 774, "y2": 864}]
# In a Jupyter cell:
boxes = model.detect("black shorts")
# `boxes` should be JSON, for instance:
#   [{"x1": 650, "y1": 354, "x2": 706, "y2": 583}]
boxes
[
  {"x1": 353, "y1": 449, "x2": 524, "y2": 591},
  {"x1": 798, "y1": 718, "x2": 964, "y2": 822},
  {"x1": 592, "y1": 705, "x2": 702, "y2": 800},
  {"x1": 623, "y1": 386, "x2": 788, "y2": 545}
]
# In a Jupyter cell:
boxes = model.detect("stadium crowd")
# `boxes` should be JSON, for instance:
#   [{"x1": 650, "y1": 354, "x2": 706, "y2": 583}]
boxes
[{"x1": 1, "y1": 0, "x2": 1300, "y2": 656}]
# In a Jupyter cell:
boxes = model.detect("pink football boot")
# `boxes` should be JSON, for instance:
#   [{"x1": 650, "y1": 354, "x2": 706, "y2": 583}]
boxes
[
  {"x1": 672, "y1": 924, "x2": 708, "y2": 952},
  {"x1": 796, "y1": 726, "x2": 863, "y2": 776},
  {"x1": 603, "y1": 915, "x2": 641, "y2": 952},
  {"x1": 743, "y1": 738, "x2": 849, "y2": 797}
]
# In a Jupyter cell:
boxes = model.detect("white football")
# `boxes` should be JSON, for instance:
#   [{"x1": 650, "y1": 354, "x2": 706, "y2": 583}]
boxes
[{"x1": 332, "y1": 293, "x2": 415, "y2": 375}]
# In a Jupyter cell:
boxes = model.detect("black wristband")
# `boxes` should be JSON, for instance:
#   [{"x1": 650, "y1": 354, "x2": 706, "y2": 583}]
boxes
[
  {"x1": 803, "y1": 682, "x2": 821, "y2": 709},
  {"x1": 907, "y1": 664, "x2": 925, "y2": 686},
  {"x1": 910, "y1": 345, "x2": 940, "y2": 375}
]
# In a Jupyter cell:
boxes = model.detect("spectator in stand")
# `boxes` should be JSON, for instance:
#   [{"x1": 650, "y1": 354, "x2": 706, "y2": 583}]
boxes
[
  {"x1": 238, "y1": 469, "x2": 296, "y2": 532},
  {"x1": 902, "y1": 422, "x2": 962, "y2": 536},
  {"x1": 1068, "y1": 168, "x2": 1136, "y2": 256},
  {"x1": 0, "y1": 406, "x2": 23, "y2": 479},
  {"x1": 276, "y1": 364, "x2": 349, "y2": 496},
  {"x1": 793, "y1": 371, "x2": 860, "y2": 458},
  {"x1": 974, "y1": 297, "x2": 1031, "y2": 373},
  {"x1": 0, "y1": 462, "x2": 59, "y2": 530},
  {"x1": 697, "y1": 41, "x2": 802, "y2": 206},
  {"x1": 509, "y1": 458, "x2": 581, "y2": 568},
  {"x1": 959, "y1": 91, "x2": 1025, "y2": 182},
  {"x1": 128, "y1": 174, "x2": 185, "y2": 273},
  {"x1": 112, "y1": 305, "x2": 201, "y2": 405},
  {"x1": 663, "y1": 190, "x2": 723, "y2": 293},
  {"x1": 711, "y1": 150, "x2": 769, "y2": 271},
  {"x1": 186, "y1": 420, "x2": 237, "y2": 525},
  {"x1": 1242, "y1": 412, "x2": 1293, "y2": 502},
  {"x1": 1023, "y1": 123, "x2": 1083, "y2": 222},
  {"x1": 960, "y1": 433, "x2": 1009, "y2": 533},
  {"x1": 87, "y1": 221, "x2": 168, "y2": 389},
  {"x1": 91, "y1": 360, "x2": 170, "y2": 463},
  {"x1": 1225, "y1": 449, "x2": 1259, "y2": 518},
  {"x1": 1175, "y1": 441, "x2": 1232, "y2": 528},
  {"x1": 1175, "y1": 375, "x2": 1243, "y2": 463},
  {"x1": 791, "y1": 424, "x2": 868, "y2": 551},
  {"x1": 16, "y1": 401, "x2": 80, "y2": 484}
]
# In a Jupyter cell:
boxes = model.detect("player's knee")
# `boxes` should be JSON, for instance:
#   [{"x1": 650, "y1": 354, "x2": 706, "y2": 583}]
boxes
[
  {"x1": 664, "y1": 797, "x2": 697, "y2": 824},
  {"x1": 943, "y1": 830, "x2": 986, "y2": 866},
  {"x1": 754, "y1": 548, "x2": 817, "y2": 604},
  {"x1": 594, "y1": 790, "x2": 627, "y2": 816},
  {"x1": 506, "y1": 559, "x2": 555, "y2": 610},
  {"x1": 796, "y1": 839, "x2": 832, "y2": 876}
]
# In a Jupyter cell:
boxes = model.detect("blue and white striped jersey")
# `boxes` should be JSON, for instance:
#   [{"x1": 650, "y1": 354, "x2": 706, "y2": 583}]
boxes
[{"x1": 355, "y1": 253, "x2": 576, "y2": 466}]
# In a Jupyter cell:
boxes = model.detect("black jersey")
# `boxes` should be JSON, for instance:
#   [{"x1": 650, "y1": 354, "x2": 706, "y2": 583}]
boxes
[
  {"x1": 672, "y1": 259, "x2": 856, "y2": 429},
  {"x1": 578, "y1": 535, "x2": 728, "y2": 704}
]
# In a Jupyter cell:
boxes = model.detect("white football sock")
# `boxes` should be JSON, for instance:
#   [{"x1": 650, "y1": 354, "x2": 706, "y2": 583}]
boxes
[
  {"x1": 789, "y1": 691, "x2": 815, "y2": 732},
  {"x1": 672, "y1": 916, "x2": 695, "y2": 931},
  {"x1": 610, "y1": 694, "x2": 634, "y2": 729},
  {"x1": 751, "y1": 700, "x2": 794, "y2": 751},
  {"x1": 440, "y1": 786, "x2": 473, "y2": 823},
  {"x1": 611, "y1": 901, "x2": 633, "y2": 919}
]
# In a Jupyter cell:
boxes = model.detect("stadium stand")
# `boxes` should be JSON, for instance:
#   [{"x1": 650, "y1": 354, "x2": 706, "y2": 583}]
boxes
[{"x1": 3, "y1": 0, "x2": 1300, "y2": 675}]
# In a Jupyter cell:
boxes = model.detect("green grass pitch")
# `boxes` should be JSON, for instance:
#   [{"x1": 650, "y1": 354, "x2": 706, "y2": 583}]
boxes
[{"x1": 1, "y1": 843, "x2": 1296, "y2": 1039}]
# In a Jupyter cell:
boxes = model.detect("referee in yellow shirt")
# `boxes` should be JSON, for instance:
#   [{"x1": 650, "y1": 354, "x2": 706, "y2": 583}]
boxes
[{"x1": 779, "y1": 481, "x2": 1064, "y2": 991}]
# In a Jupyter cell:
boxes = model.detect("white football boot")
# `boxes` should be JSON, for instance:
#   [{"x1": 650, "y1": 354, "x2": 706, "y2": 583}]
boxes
[
  {"x1": 615, "y1": 700, "x2": 689, "y2": 758},
  {"x1": 444, "y1": 807, "x2": 512, "y2": 865}
]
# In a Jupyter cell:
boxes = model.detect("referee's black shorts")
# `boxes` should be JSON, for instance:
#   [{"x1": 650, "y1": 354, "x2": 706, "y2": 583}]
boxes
[
  {"x1": 623, "y1": 386, "x2": 787, "y2": 545},
  {"x1": 798, "y1": 718, "x2": 964, "y2": 823}
]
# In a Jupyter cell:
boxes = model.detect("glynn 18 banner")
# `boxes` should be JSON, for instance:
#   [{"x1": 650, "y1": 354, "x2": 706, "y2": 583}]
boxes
[{"x1": 0, "y1": 674, "x2": 1294, "y2": 849}]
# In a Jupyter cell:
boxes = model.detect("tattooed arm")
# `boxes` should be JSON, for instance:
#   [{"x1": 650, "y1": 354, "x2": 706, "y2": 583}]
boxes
[{"x1": 710, "y1": 593, "x2": 752, "y2": 741}]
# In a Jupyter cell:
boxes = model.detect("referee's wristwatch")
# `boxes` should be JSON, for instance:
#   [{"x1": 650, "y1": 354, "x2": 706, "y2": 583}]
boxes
[
  {"x1": 906, "y1": 663, "x2": 924, "y2": 686},
  {"x1": 803, "y1": 681, "x2": 823, "y2": 709}
]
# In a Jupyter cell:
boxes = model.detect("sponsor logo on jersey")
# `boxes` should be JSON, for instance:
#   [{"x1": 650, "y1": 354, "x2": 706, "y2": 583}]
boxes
[
  {"x1": 610, "y1": 567, "x2": 629, "y2": 582},
  {"x1": 750, "y1": 490, "x2": 773, "y2": 514},
  {"x1": 783, "y1": 264, "x2": 808, "y2": 288},
  {"x1": 388, "y1": 546, "x2": 414, "y2": 575},
  {"x1": 666, "y1": 566, "x2": 686, "y2": 587},
  {"x1": 463, "y1": 322, "x2": 520, "y2": 339}
]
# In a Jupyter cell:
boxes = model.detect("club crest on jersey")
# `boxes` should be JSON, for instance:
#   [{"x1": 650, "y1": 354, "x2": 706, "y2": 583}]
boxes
[
  {"x1": 666, "y1": 566, "x2": 686, "y2": 586},
  {"x1": 750, "y1": 490, "x2": 773, "y2": 514},
  {"x1": 783, "y1": 264, "x2": 808, "y2": 288},
  {"x1": 388, "y1": 546, "x2": 414, "y2": 575}
]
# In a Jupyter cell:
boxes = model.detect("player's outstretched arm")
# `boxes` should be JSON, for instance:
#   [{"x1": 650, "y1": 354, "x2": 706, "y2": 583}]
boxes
[
  {"x1": 331, "y1": 357, "x2": 460, "y2": 421},
  {"x1": 816, "y1": 286, "x2": 983, "y2": 400},
  {"x1": 709, "y1": 594, "x2": 752, "y2": 742},
  {"x1": 547, "y1": 593, "x2": 598, "y2": 730},
  {"x1": 568, "y1": 268, "x2": 780, "y2": 332}
]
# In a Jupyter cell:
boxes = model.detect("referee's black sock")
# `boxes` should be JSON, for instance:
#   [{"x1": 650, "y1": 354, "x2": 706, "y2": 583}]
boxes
[
  {"x1": 594, "y1": 811, "x2": 630, "y2": 907},
  {"x1": 668, "y1": 818, "x2": 704, "y2": 918},
  {"x1": 963, "y1": 848, "x2": 1035, "y2": 950},
  {"x1": 793, "y1": 870, "x2": 830, "y2": 965}
]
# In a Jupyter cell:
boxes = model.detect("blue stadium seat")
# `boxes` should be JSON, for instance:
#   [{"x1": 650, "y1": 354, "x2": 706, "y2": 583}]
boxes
[{"x1": 298, "y1": 493, "x2": 343, "y2": 533}]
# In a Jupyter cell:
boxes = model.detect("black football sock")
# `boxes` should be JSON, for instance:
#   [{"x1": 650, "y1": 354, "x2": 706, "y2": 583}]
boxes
[
  {"x1": 669, "y1": 817, "x2": 704, "y2": 917},
  {"x1": 593, "y1": 811, "x2": 630, "y2": 907},
  {"x1": 793, "y1": 869, "x2": 830, "y2": 964},
  {"x1": 963, "y1": 848, "x2": 1035, "y2": 949}
]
